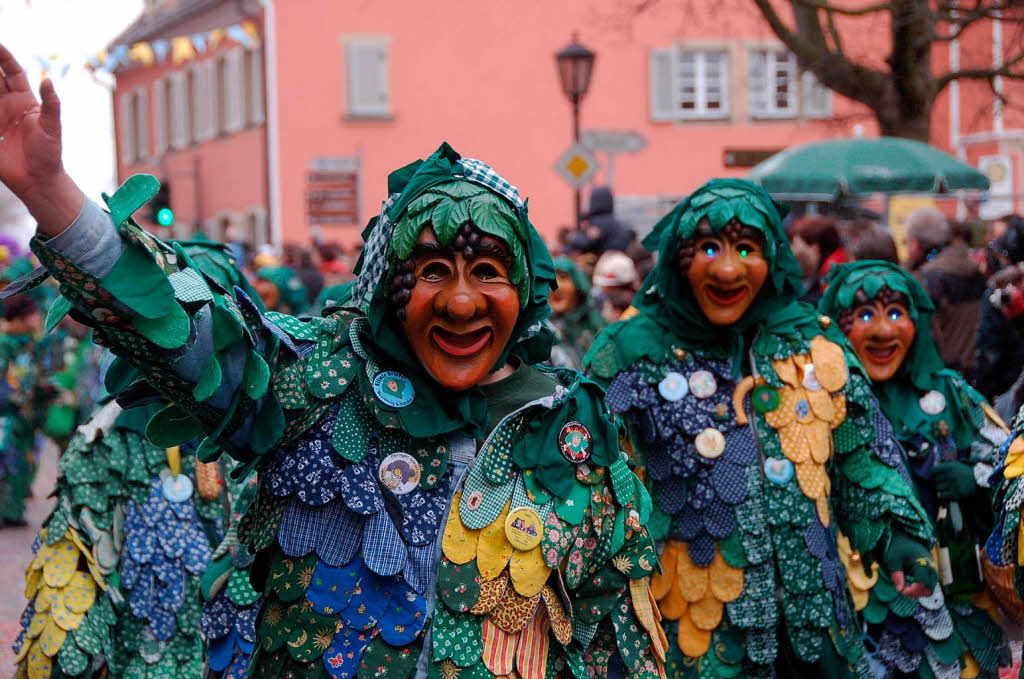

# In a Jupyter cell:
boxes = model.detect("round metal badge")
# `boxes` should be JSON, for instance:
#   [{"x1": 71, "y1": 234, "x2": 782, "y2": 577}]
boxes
[
  {"x1": 378, "y1": 452, "x2": 421, "y2": 495},
  {"x1": 373, "y1": 371, "x2": 415, "y2": 408},
  {"x1": 558, "y1": 421, "x2": 592, "y2": 464},
  {"x1": 919, "y1": 390, "x2": 947, "y2": 416},
  {"x1": 504, "y1": 506, "x2": 544, "y2": 550},
  {"x1": 688, "y1": 370, "x2": 717, "y2": 399},
  {"x1": 695, "y1": 428, "x2": 726, "y2": 459},
  {"x1": 162, "y1": 474, "x2": 194, "y2": 503},
  {"x1": 658, "y1": 372, "x2": 689, "y2": 402}
]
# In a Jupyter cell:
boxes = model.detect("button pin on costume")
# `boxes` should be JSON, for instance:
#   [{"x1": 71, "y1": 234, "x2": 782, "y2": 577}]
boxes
[
  {"x1": 4, "y1": 116, "x2": 666, "y2": 679},
  {"x1": 819, "y1": 260, "x2": 1011, "y2": 677},
  {"x1": 586, "y1": 180, "x2": 936, "y2": 677}
]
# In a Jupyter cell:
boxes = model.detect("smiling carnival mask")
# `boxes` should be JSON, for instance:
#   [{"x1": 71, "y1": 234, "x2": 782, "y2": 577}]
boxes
[{"x1": 351, "y1": 143, "x2": 555, "y2": 399}]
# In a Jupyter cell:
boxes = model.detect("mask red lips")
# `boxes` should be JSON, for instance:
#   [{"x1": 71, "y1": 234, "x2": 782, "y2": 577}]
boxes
[
  {"x1": 431, "y1": 326, "x2": 493, "y2": 357},
  {"x1": 864, "y1": 342, "x2": 900, "y2": 363},
  {"x1": 705, "y1": 284, "x2": 749, "y2": 306}
]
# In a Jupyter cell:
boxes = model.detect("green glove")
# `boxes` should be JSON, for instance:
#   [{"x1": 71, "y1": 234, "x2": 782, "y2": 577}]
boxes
[
  {"x1": 932, "y1": 460, "x2": 977, "y2": 500},
  {"x1": 884, "y1": 529, "x2": 938, "y2": 596}
]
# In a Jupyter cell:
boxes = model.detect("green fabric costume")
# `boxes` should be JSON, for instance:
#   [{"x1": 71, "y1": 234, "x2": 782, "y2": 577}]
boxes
[
  {"x1": 23, "y1": 144, "x2": 665, "y2": 679},
  {"x1": 13, "y1": 239, "x2": 262, "y2": 679},
  {"x1": 548, "y1": 257, "x2": 604, "y2": 371},
  {"x1": 819, "y1": 260, "x2": 1011, "y2": 677},
  {"x1": 0, "y1": 331, "x2": 48, "y2": 523},
  {"x1": 584, "y1": 180, "x2": 935, "y2": 677}
]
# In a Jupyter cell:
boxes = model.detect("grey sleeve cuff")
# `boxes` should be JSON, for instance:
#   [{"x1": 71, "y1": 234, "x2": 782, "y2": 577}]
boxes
[{"x1": 46, "y1": 198, "x2": 125, "y2": 279}]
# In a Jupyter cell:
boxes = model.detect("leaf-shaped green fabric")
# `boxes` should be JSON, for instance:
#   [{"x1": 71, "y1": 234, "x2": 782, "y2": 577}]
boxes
[
  {"x1": 146, "y1": 404, "x2": 204, "y2": 447},
  {"x1": 193, "y1": 355, "x2": 223, "y2": 402},
  {"x1": 103, "y1": 174, "x2": 160, "y2": 227},
  {"x1": 244, "y1": 350, "x2": 271, "y2": 400}
]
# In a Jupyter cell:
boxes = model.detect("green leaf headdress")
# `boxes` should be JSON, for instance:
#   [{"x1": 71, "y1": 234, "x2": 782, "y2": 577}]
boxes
[
  {"x1": 350, "y1": 142, "x2": 555, "y2": 410},
  {"x1": 818, "y1": 260, "x2": 980, "y2": 448},
  {"x1": 626, "y1": 179, "x2": 806, "y2": 366}
]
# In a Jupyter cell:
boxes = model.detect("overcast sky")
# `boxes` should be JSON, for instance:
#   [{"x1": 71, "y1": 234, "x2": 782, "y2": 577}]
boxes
[{"x1": 1, "y1": 0, "x2": 143, "y2": 245}]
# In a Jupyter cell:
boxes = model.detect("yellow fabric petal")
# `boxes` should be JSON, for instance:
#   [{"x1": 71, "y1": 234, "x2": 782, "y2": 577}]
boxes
[
  {"x1": 795, "y1": 462, "x2": 827, "y2": 501},
  {"x1": 832, "y1": 394, "x2": 847, "y2": 428},
  {"x1": 42, "y1": 540, "x2": 77, "y2": 589},
  {"x1": 676, "y1": 546, "x2": 708, "y2": 603},
  {"x1": 708, "y1": 550, "x2": 744, "y2": 602},
  {"x1": 651, "y1": 541, "x2": 680, "y2": 601},
  {"x1": 443, "y1": 491, "x2": 481, "y2": 565},
  {"x1": 816, "y1": 495, "x2": 831, "y2": 527},
  {"x1": 27, "y1": 610, "x2": 47, "y2": 638},
  {"x1": 477, "y1": 502, "x2": 514, "y2": 581},
  {"x1": 807, "y1": 390, "x2": 835, "y2": 422},
  {"x1": 677, "y1": 611, "x2": 712, "y2": 658},
  {"x1": 772, "y1": 357, "x2": 800, "y2": 388},
  {"x1": 25, "y1": 567, "x2": 41, "y2": 599},
  {"x1": 765, "y1": 388, "x2": 798, "y2": 429},
  {"x1": 26, "y1": 642, "x2": 52, "y2": 679},
  {"x1": 50, "y1": 603, "x2": 85, "y2": 632},
  {"x1": 659, "y1": 579, "x2": 687, "y2": 620},
  {"x1": 38, "y1": 617, "x2": 66, "y2": 657},
  {"x1": 688, "y1": 591, "x2": 723, "y2": 631},
  {"x1": 778, "y1": 423, "x2": 811, "y2": 464},
  {"x1": 64, "y1": 572, "x2": 96, "y2": 614},
  {"x1": 509, "y1": 546, "x2": 551, "y2": 597},
  {"x1": 806, "y1": 420, "x2": 833, "y2": 464},
  {"x1": 810, "y1": 336, "x2": 848, "y2": 391}
]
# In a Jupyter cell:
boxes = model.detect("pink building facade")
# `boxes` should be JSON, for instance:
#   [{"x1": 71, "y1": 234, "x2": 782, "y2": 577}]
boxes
[{"x1": 110, "y1": 0, "x2": 1024, "y2": 247}]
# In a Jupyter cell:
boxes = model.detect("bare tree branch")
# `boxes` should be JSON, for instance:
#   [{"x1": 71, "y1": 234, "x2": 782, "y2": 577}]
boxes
[
  {"x1": 791, "y1": 0, "x2": 894, "y2": 16},
  {"x1": 935, "y1": 49, "x2": 1024, "y2": 92}
]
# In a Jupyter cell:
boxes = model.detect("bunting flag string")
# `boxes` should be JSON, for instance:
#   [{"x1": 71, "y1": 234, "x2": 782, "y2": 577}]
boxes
[{"x1": 84, "y1": 19, "x2": 260, "y2": 74}]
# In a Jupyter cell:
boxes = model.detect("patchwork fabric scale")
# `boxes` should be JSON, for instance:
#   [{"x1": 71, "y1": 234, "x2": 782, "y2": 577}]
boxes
[
  {"x1": 595, "y1": 329, "x2": 933, "y2": 677},
  {"x1": 13, "y1": 401, "x2": 253, "y2": 679}
]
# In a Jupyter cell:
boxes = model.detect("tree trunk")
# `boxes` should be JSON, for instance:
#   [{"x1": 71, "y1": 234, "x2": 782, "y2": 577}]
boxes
[{"x1": 875, "y1": 112, "x2": 932, "y2": 141}]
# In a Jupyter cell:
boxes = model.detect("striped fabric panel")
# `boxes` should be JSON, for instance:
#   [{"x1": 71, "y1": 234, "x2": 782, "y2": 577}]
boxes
[
  {"x1": 481, "y1": 618, "x2": 518, "y2": 675},
  {"x1": 514, "y1": 606, "x2": 550, "y2": 679}
]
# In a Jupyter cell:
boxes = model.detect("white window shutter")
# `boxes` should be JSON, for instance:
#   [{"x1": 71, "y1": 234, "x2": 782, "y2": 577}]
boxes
[
  {"x1": 135, "y1": 88, "x2": 148, "y2": 161},
  {"x1": 226, "y1": 48, "x2": 245, "y2": 132},
  {"x1": 153, "y1": 80, "x2": 166, "y2": 154},
  {"x1": 171, "y1": 72, "x2": 189, "y2": 149},
  {"x1": 649, "y1": 47, "x2": 675, "y2": 121},
  {"x1": 347, "y1": 40, "x2": 390, "y2": 116},
  {"x1": 118, "y1": 93, "x2": 134, "y2": 163},
  {"x1": 190, "y1": 65, "x2": 203, "y2": 142},
  {"x1": 252, "y1": 207, "x2": 268, "y2": 245},
  {"x1": 748, "y1": 51, "x2": 768, "y2": 116},
  {"x1": 774, "y1": 51, "x2": 796, "y2": 113},
  {"x1": 249, "y1": 48, "x2": 265, "y2": 125},
  {"x1": 802, "y1": 70, "x2": 833, "y2": 118},
  {"x1": 203, "y1": 58, "x2": 218, "y2": 140}
]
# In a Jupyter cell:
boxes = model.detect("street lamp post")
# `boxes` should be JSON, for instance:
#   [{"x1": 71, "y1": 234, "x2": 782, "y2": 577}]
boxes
[{"x1": 555, "y1": 34, "x2": 595, "y2": 230}]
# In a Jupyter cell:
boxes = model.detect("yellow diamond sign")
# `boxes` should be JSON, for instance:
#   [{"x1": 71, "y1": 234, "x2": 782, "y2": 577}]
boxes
[{"x1": 554, "y1": 143, "x2": 600, "y2": 187}]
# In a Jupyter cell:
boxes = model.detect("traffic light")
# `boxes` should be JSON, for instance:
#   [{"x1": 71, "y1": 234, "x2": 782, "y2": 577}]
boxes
[{"x1": 149, "y1": 182, "x2": 174, "y2": 227}]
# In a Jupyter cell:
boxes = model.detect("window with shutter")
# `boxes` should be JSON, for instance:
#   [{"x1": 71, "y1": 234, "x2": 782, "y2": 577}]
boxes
[
  {"x1": 345, "y1": 37, "x2": 390, "y2": 117},
  {"x1": 226, "y1": 48, "x2": 245, "y2": 133},
  {"x1": 153, "y1": 79, "x2": 167, "y2": 154},
  {"x1": 748, "y1": 49, "x2": 795, "y2": 118},
  {"x1": 118, "y1": 93, "x2": 134, "y2": 164},
  {"x1": 649, "y1": 48, "x2": 675, "y2": 121},
  {"x1": 135, "y1": 88, "x2": 149, "y2": 161},
  {"x1": 801, "y1": 70, "x2": 833, "y2": 118},
  {"x1": 215, "y1": 55, "x2": 228, "y2": 135},
  {"x1": 247, "y1": 48, "x2": 265, "y2": 126}
]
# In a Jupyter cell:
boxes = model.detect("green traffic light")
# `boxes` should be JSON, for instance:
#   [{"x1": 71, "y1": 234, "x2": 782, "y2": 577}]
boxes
[{"x1": 156, "y1": 207, "x2": 174, "y2": 227}]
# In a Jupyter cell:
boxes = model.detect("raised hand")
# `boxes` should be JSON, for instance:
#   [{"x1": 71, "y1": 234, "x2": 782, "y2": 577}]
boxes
[{"x1": 0, "y1": 43, "x2": 83, "y2": 235}]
